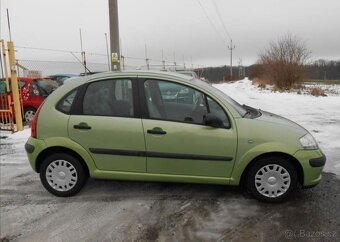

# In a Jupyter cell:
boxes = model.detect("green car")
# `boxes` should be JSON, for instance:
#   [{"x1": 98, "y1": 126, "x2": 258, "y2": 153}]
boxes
[{"x1": 25, "y1": 71, "x2": 326, "y2": 202}]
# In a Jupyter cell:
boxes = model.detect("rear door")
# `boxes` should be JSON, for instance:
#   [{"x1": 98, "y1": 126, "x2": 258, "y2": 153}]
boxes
[{"x1": 68, "y1": 78, "x2": 146, "y2": 172}]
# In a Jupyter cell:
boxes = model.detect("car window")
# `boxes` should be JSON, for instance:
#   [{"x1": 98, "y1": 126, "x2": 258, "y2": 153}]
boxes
[
  {"x1": 83, "y1": 79, "x2": 134, "y2": 117},
  {"x1": 207, "y1": 96, "x2": 230, "y2": 128},
  {"x1": 144, "y1": 80, "x2": 208, "y2": 125},
  {"x1": 56, "y1": 88, "x2": 78, "y2": 114},
  {"x1": 0, "y1": 80, "x2": 26, "y2": 93},
  {"x1": 0, "y1": 81, "x2": 6, "y2": 94},
  {"x1": 35, "y1": 79, "x2": 58, "y2": 95}
]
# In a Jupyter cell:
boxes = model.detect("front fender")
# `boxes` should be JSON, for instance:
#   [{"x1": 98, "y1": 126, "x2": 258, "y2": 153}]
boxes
[{"x1": 229, "y1": 142, "x2": 298, "y2": 185}]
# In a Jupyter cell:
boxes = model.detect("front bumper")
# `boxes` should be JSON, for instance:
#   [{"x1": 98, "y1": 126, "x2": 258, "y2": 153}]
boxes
[{"x1": 294, "y1": 149, "x2": 326, "y2": 187}]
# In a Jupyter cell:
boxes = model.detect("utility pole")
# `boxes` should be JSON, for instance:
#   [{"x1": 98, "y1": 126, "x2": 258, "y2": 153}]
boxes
[
  {"x1": 161, "y1": 49, "x2": 166, "y2": 70},
  {"x1": 104, "y1": 33, "x2": 110, "y2": 71},
  {"x1": 228, "y1": 39, "x2": 235, "y2": 80},
  {"x1": 182, "y1": 55, "x2": 186, "y2": 70},
  {"x1": 173, "y1": 52, "x2": 177, "y2": 71},
  {"x1": 108, "y1": 0, "x2": 120, "y2": 71},
  {"x1": 145, "y1": 44, "x2": 149, "y2": 70},
  {"x1": 238, "y1": 58, "x2": 243, "y2": 78},
  {"x1": 79, "y1": 28, "x2": 87, "y2": 75}
]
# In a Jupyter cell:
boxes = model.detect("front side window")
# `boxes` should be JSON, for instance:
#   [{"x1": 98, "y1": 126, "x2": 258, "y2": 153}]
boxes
[
  {"x1": 144, "y1": 79, "x2": 229, "y2": 128},
  {"x1": 83, "y1": 79, "x2": 133, "y2": 117}
]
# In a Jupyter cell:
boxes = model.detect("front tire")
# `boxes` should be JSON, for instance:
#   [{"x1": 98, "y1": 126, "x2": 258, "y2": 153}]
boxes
[
  {"x1": 24, "y1": 107, "x2": 36, "y2": 123},
  {"x1": 246, "y1": 156, "x2": 298, "y2": 202},
  {"x1": 40, "y1": 153, "x2": 88, "y2": 197}
]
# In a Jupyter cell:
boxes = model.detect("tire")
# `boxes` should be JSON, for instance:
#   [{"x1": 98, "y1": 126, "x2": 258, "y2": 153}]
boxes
[
  {"x1": 246, "y1": 156, "x2": 298, "y2": 202},
  {"x1": 23, "y1": 107, "x2": 36, "y2": 123},
  {"x1": 40, "y1": 153, "x2": 88, "y2": 197}
]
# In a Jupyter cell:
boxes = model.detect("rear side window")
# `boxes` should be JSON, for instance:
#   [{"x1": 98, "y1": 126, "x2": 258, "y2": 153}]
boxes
[
  {"x1": 56, "y1": 89, "x2": 78, "y2": 114},
  {"x1": 82, "y1": 79, "x2": 134, "y2": 117},
  {"x1": 0, "y1": 80, "x2": 26, "y2": 93}
]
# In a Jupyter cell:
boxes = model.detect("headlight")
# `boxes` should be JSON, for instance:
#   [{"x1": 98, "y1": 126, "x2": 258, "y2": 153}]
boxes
[{"x1": 299, "y1": 133, "x2": 318, "y2": 150}]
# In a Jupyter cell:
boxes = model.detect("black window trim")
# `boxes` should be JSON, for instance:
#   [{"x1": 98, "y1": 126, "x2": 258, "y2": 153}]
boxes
[
  {"x1": 138, "y1": 78, "x2": 231, "y2": 129},
  {"x1": 70, "y1": 77, "x2": 141, "y2": 119}
]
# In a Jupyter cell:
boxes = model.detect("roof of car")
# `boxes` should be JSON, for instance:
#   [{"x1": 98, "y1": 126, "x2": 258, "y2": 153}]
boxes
[{"x1": 81, "y1": 70, "x2": 194, "y2": 82}]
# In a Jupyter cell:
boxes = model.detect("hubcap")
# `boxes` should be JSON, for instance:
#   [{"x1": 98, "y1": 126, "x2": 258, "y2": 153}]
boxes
[
  {"x1": 255, "y1": 164, "x2": 291, "y2": 198},
  {"x1": 46, "y1": 160, "x2": 78, "y2": 192},
  {"x1": 25, "y1": 110, "x2": 35, "y2": 122}
]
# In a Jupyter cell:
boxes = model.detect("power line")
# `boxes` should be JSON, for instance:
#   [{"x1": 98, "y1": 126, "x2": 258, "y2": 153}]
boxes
[
  {"x1": 195, "y1": 0, "x2": 226, "y2": 44},
  {"x1": 14, "y1": 46, "x2": 107, "y2": 56},
  {"x1": 211, "y1": 0, "x2": 232, "y2": 40}
]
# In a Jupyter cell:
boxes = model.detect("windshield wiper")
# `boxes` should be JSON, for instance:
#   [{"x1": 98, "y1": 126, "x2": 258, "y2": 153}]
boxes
[{"x1": 242, "y1": 104, "x2": 252, "y2": 117}]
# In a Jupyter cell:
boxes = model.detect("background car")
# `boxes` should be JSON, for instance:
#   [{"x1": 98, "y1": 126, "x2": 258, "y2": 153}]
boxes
[
  {"x1": 0, "y1": 77, "x2": 58, "y2": 123},
  {"x1": 25, "y1": 71, "x2": 325, "y2": 202},
  {"x1": 48, "y1": 74, "x2": 78, "y2": 86}
]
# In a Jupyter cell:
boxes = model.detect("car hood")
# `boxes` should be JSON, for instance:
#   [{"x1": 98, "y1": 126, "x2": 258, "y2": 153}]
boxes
[{"x1": 257, "y1": 110, "x2": 308, "y2": 133}]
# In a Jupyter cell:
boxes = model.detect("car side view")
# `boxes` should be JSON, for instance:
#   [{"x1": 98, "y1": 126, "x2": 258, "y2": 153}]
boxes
[{"x1": 25, "y1": 71, "x2": 326, "y2": 202}]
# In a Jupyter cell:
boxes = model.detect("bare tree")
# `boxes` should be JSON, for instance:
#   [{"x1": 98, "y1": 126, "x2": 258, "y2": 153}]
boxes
[{"x1": 258, "y1": 33, "x2": 311, "y2": 88}]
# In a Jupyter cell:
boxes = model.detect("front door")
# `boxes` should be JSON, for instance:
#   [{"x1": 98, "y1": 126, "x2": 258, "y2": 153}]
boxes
[
  {"x1": 141, "y1": 79, "x2": 237, "y2": 177},
  {"x1": 68, "y1": 78, "x2": 146, "y2": 172}
]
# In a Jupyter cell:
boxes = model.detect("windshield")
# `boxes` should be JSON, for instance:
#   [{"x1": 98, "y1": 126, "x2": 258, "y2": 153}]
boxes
[{"x1": 192, "y1": 79, "x2": 247, "y2": 116}]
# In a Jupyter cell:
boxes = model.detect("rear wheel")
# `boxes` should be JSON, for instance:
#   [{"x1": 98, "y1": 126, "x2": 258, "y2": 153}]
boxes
[
  {"x1": 40, "y1": 153, "x2": 88, "y2": 197},
  {"x1": 24, "y1": 107, "x2": 36, "y2": 123},
  {"x1": 246, "y1": 156, "x2": 298, "y2": 202}
]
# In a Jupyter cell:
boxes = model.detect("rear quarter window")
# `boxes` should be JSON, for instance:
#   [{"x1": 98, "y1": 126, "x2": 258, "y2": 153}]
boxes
[{"x1": 56, "y1": 89, "x2": 78, "y2": 114}]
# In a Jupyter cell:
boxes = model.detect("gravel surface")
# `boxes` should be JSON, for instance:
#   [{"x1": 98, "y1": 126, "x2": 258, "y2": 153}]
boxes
[{"x1": 1, "y1": 158, "x2": 339, "y2": 241}]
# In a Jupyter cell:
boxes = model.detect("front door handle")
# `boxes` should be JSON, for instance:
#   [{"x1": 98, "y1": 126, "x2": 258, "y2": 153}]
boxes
[
  {"x1": 73, "y1": 122, "x2": 91, "y2": 130},
  {"x1": 147, "y1": 128, "x2": 166, "y2": 135}
]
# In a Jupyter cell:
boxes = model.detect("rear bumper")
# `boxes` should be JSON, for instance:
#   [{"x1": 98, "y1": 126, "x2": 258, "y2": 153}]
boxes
[
  {"x1": 294, "y1": 149, "x2": 326, "y2": 187},
  {"x1": 25, "y1": 137, "x2": 46, "y2": 172}
]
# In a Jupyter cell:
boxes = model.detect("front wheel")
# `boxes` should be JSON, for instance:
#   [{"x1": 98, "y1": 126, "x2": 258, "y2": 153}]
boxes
[
  {"x1": 246, "y1": 156, "x2": 298, "y2": 202},
  {"x1": 40, "y1": 153, "x2": 88, "y2": 197}
]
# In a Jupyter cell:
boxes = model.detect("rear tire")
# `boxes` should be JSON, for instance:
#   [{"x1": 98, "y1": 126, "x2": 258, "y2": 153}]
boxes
[
  {"x1": 246, "y1": 156, "x2": 298, "y2": 202},
  {"x1": 40, "y1": 153, "x2": 88, "y2": 197}
]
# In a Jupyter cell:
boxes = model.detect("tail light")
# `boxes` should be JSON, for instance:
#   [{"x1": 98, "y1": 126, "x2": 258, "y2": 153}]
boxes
[{"x1": 31, "y1": 104, "x2": 43, "y2": 138}]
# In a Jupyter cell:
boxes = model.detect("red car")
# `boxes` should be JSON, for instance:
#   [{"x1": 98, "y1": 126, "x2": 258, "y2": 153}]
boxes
[{"x1": 0, "y1": 77, "x2": 58, "y2": 122}]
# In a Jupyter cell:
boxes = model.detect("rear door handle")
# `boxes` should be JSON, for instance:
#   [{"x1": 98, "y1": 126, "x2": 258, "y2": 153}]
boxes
[
  {"x1": 147, "y1": 128, "x2": 166, "y2": 135},
  {"x1": 73, "y1": 122, "x2": 91, "y2": 130}
]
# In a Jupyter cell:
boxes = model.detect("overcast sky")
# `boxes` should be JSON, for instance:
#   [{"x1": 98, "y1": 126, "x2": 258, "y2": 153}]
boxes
[{"x1": 1, "y1": 0, "x2": 340, "y2": 68}]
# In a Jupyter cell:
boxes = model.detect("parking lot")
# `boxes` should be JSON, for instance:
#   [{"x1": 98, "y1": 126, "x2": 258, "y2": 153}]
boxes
[
  {"x1": 0, "y1": 134, "x2": 339, "y2": 241},
  {"x1": 1, "y1": 162, "x2": 339, "y2": 241}
]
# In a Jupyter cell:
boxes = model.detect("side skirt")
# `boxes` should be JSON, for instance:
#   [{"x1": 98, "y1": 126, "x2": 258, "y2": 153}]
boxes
[{"x1": 91, "y1": 169, "x2": 232, "y2": 185}]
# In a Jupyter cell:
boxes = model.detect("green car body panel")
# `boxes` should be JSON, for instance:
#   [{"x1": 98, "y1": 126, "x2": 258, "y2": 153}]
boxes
[{"x1": 25, "y1": 71, "x2": 325, "y2": 189}]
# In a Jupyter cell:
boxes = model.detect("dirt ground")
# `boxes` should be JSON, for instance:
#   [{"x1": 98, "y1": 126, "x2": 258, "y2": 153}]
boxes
[{"x1": 1, "y1": 158, "x2": 339, "y2": 241}]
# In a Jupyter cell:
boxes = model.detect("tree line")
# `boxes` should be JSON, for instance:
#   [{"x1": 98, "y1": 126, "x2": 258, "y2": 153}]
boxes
[{"x1": 195, "y1": 33, "x2": 340, "y2": 86}]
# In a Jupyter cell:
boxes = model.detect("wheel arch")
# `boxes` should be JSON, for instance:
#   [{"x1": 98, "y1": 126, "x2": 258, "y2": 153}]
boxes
[
  {"x1": 239, "y1": 152, "x2": 304, "y2": 187},
  {"x1": 36, "y1": 146, "x2": 90, "y2": 177}
]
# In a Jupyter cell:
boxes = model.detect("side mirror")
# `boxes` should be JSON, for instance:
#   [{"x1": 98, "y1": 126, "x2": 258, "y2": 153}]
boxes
[{"x1": 204, "y1": 113, "x2": 223, "y2": 128}]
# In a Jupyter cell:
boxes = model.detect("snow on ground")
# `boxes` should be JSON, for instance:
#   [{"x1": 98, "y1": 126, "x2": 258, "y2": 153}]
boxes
[
  {"x1": 0, "y1": 129, "x2": 31, "y2": 185},
  {"x1": 214, "y1": 78, "x2": 340, "y2": 175}
]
